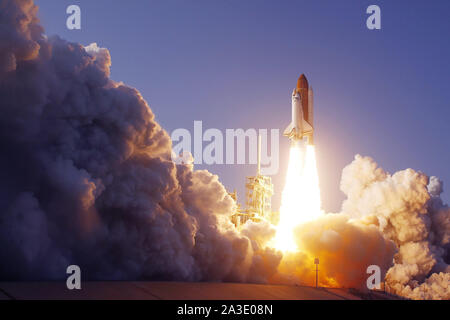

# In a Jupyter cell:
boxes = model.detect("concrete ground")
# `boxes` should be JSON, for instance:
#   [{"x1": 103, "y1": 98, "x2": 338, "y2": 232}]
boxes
[{"x1": 0, "y1": 282, "x2": 400, "y2": 300}]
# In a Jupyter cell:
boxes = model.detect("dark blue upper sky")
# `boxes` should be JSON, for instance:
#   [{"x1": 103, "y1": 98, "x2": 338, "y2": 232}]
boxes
[{"x1": 35, "y1": 0, "x2": 450, "y2": 212}]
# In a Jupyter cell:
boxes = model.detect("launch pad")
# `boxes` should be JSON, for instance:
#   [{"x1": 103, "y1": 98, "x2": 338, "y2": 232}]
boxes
[{"x1": 0, "y1": 282, "x2": 401, "y2": 300}]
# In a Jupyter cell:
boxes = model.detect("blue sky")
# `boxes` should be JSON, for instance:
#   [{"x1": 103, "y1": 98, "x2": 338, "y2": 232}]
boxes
[{"x1": 35, "y1": 0, "x2": 450, "y2": 212}]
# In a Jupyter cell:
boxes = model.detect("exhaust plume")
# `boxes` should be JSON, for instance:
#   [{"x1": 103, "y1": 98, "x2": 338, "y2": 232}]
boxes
[
  {"x1": 0, "y1": 0, "x2": 448, "y2": 300},
  {"x1": 0, "y1": 0, "x2": 280, "y2": 282},
  {"x1": 340, "y1": 155, "x2": 449, "y2": 299},
  {"x1": 274, "y1": 155, "x2": 448, "y2": 299}
]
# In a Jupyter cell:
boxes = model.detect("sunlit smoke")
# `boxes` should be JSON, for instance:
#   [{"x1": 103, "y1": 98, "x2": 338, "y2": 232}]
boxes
[{"x1": 273, "y1": 144, "x2": 322, "y2": 252}]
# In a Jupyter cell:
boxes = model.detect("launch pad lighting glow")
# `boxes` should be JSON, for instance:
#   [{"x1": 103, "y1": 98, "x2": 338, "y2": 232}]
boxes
[{"x1": 273, "y1": 144, "x2": 322, "y2": 252}]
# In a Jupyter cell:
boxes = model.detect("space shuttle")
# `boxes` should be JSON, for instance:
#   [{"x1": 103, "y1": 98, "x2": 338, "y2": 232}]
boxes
[{"x1": 283, "y1": 74, "x2": 314, "y2": 145}]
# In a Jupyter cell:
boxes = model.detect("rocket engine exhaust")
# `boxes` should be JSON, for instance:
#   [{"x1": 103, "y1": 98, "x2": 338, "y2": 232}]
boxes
[{"x1": 274, "y1": 74, "x2": 322, "y2": 251}]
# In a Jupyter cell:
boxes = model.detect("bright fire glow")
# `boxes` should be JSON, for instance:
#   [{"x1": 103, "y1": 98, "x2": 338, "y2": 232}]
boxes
[{"x1": 273, "y1": 144, "x2": 322, "y2": 252}]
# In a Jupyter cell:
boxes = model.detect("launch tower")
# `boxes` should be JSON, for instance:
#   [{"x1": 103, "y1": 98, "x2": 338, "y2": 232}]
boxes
[{"x1": 231, "y1": 135, "x2": 277, "y2": 228}]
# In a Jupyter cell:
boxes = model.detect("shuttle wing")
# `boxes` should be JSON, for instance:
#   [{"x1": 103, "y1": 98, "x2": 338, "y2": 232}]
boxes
[{"x1": 283, "y1": 123, "x2": 295, "y2": 137}]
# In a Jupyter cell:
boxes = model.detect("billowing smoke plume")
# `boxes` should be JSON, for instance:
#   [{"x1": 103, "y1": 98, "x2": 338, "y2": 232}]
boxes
[
  {"x1": 340, "y1": 155, "x2": 449, "y2": 299},
  {"x1": 0, "y1": 0, "x2": 281, "y2": 282},
  {"x1": 273, "y1": 155, "x2": 449, "y2": 299},
  {"x1": 274, "y1": 208, "x2": 397, "y2": 290},
  {"x1": 0, "y1": 0, "x2": 448, "y2": 300}
]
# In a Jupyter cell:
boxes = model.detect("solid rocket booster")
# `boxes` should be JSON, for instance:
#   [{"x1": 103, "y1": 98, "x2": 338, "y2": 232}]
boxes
[{"x1": 283, "y1": 74, "x2": 314, "y2": 145}]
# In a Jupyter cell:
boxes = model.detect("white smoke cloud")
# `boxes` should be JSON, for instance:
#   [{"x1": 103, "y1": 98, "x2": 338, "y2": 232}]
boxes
[
  {"x1": 340, "y1": 155, "x2": 449, "y2": 299},
  {"x1": 273, "y1": 155, "x2": 448, "y2": 299},
  {"x1": 0, "y1": 0, "x2": 448, "y2": 300},
  {"x1": 0, "y1": 0, "x2": 280, "y2": 282}
]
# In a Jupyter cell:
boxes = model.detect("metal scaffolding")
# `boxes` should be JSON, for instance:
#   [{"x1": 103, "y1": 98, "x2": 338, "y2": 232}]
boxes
[
  {"x1": 230, "y1": 135, "x2": 278, "y2": 228},
  {"x1": 245, "y1": 174, "x2": 273, "y2": 221}
]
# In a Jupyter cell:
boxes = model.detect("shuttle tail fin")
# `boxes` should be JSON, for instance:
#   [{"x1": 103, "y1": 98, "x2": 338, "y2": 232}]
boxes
[{"x1": 302, "y1": 119, "x2": 313, "y2": 134}]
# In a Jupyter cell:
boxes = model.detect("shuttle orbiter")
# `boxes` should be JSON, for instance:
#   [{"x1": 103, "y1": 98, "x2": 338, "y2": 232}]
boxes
[{"x1": 283, "y1": 74, "x2": 314, "y2": 145}]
